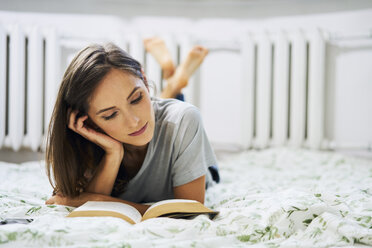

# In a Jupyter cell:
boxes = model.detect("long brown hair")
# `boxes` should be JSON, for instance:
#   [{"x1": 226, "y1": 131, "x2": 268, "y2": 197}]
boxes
[{"x1": 45, "y1": 43, "x2": 146, "y2": 197}]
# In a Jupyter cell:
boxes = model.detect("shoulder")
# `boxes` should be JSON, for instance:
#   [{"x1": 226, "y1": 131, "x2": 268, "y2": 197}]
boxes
[{"x1": 151, "y1": 97, "x2": 201, "y2": 126}]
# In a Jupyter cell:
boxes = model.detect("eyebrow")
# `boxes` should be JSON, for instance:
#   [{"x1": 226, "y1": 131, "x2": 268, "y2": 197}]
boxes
[{"x1": 95, "y1": 86, "x2": 140, "y2": 115}]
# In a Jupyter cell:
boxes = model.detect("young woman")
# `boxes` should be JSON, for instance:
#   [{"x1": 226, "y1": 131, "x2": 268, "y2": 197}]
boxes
[{"x1": 45, "y1": 38, "x2": 220, "y2": 215}]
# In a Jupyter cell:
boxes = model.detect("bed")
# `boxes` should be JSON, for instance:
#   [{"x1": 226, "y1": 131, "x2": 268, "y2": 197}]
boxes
[{"x1": 0, "y1": 147, "x2": 371, "y2": 247}]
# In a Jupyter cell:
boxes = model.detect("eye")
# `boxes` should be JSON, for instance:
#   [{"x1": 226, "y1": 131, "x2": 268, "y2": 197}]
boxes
[
  {"x1": 131, "y1": 93, "x2": 143, "y2": 104},
  {"x1": 103, "y1": 111, "x2": 117, "y2": 120}
]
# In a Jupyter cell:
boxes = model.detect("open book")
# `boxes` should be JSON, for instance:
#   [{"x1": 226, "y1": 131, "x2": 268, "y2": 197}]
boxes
[{"x1": 67, "y1": 199, "x2": 219, "y2": 224}]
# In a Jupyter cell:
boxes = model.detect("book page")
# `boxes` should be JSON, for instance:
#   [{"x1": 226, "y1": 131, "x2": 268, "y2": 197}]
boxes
[
  {"x1": 146, "y1": 199, "x2": 198, "y2": 212},
  {"x1": 142, "y1": 199, "x2": 217, "y2": 221},
  {"x1": 69, "y1": 201, "x2": 142, "y2": 224}
]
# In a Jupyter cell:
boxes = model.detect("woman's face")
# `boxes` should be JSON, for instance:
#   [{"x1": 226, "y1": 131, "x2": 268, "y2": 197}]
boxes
[{"x1": 87, "y1": 68, "x2": 155, "y2": 147}]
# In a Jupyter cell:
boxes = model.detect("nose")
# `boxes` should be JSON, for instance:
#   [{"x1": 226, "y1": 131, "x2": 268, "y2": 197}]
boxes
[{"x1": 124, "y1": 111, "x2": 140, "y2": 129}]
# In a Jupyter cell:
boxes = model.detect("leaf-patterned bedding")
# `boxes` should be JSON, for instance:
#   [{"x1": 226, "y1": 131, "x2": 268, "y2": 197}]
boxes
[{"x1": 0, "y1": 147, "x2": 371, "y2": 247}]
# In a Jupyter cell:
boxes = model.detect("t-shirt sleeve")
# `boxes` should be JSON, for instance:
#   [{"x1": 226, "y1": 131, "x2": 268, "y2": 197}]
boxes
[{"x1": 171, "y1": 106, "x2": 217, "y2": 187}]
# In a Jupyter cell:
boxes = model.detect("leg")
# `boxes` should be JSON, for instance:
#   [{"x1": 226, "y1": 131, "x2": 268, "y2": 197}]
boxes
[
  {"x1": 161, "y1": 45, "x2": 209, "y2": 99},
  {"x1": 143, "y1": 37, "x2": 175, "y2": 80}
]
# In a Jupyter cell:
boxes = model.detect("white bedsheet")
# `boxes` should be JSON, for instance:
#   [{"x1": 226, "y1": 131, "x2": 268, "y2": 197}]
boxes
[{"x1": 0, "y1": 148, "x2": 371, "y2": 247}]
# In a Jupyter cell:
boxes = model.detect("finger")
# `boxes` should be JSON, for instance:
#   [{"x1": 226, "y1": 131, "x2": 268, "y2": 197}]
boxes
[
  {"x1": 76, "y1": 115, "x2": 89, "y2": 130},
  {"x1": 68, "y1": 110, "x2": 78, "y2": 131},
  {"x1": 68, "y1": 113, "x2": 96, "y2": 141},
  {"x1": 67, "y1": 109, "x2": 74, "y2": 129},
  {"x1": 67, "y1": 108, "x2": 76, "y2": 130}
]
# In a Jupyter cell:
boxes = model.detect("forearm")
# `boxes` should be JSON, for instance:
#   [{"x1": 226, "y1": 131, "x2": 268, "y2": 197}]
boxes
[
  {"x1": 85, "y1": 153, "x2": 122, "y2": 195},
  {"x1": 173, "y1": 175, "x2": 206, "y2": 204}
]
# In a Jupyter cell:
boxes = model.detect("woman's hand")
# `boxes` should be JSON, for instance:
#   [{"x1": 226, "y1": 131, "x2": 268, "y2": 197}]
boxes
[
  {"x1": 45, "y1": 192, "x2": 101, "y2": 208},
  {"x1": 67, "y1": 108, "x2": 124, "y2": 159},
  {"x1": 45, "y1": 192, "x2": 73, "y2": 206},
  {"x1": 68, "y1": 108, "x2": 124, "y2": 196}
]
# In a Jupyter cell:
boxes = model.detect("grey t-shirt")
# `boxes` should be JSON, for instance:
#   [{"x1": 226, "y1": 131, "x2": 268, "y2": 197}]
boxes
[{"x1": 117, "y1": 97, "x2": 217, "y2": 203}]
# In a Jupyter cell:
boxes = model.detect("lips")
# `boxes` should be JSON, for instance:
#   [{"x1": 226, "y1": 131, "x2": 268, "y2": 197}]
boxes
[{"x1": 128, "y1": 122, "x2": 148, "y2": 136}]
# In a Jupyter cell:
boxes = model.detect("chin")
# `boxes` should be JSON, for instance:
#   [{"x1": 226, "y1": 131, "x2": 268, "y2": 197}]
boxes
[{"x1": 122, "y1": 126, "x2": 154, "y2": 147}]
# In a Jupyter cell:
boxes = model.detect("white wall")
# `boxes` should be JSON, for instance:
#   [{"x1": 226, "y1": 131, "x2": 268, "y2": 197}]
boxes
[
  {"x1": 326, "y1": 38, "x2": 372, "y2": 148},
  {"x1": 1, "y1": 0, "x2": 372, "y2": 20}
]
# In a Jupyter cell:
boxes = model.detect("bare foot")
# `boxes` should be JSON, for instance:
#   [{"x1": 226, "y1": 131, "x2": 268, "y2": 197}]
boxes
[
  {"x1": 143, "y1": 37, "x2": 175, "y2": 79},
  {"x1": 161, "y1": 45, "x2": 208, "y2": 98}
]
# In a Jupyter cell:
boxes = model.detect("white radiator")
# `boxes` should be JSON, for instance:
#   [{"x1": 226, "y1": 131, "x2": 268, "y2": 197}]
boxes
[
  {"x1": 238, "y1": 30, "x2": 326, "y2": 150},
  {"x1": 0, "y1": 24, "x2": 60, "y2": 152}
]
